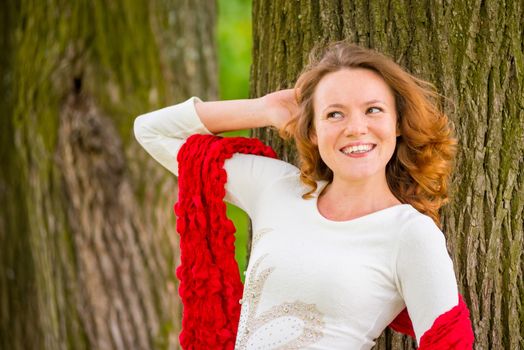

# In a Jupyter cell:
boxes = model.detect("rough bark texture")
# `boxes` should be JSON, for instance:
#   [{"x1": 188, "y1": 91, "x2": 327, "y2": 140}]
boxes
[
  {"x1": 251, "y1": 1, "x2": 523, "y2": 349},
  {"x1": 0, "y1": 1, "x2": 217, "y2": 349}
]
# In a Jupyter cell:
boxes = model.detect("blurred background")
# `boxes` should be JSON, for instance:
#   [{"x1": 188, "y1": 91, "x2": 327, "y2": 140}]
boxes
[
  {"x1": 1, "y1": 0, "x2": 522, "y2": 349},
  {"x1": 217, "y1": 0, "x2": 252, "y2": 282},
  {"x1": 0, "y1": 0, "x2": 254, "y2": 348}
]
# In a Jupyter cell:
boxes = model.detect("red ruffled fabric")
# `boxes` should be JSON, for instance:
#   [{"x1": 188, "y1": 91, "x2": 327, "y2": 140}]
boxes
[
  {"x1": 175, "y1": 134, "x2": 474, "y2": 349},
  {"x1": 175, "y1": 135, "x2": 276, "y2": 349},
  {"x1": 418, "y1": 294, "x2": 474, "y2": 348},
  {"x1": 389, "y1": 294, "x2": 474, "y2": 348}
]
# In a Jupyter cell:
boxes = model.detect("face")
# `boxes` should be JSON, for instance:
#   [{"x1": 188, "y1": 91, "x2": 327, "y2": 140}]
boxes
[{"x1": 312, "y1": 68, "x2": 399, "y2": 184}]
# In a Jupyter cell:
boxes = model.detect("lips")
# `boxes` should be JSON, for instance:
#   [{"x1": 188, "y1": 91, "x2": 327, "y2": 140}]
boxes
[{"x1": 340, "y1": 143, "x2": 376, "y2": 155}]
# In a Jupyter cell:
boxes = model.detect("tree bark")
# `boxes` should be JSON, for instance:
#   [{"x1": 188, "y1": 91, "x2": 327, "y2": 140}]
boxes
[
  {"x1": 251, "y1": 1, "x2": 523, "y2": 349},
  {"x1": 0, "y1": 1, "x2": 217, "y2": 349}
]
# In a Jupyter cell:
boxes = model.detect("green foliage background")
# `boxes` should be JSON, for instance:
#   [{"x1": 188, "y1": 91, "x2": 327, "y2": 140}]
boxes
[{"x1": 217, "y1": 0, "x2": 252, "y2": 282}]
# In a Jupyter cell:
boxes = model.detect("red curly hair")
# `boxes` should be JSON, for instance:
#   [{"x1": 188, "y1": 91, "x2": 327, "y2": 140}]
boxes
[{"x1": 283, "y1": 41, "x2": 457, "y2": 227}]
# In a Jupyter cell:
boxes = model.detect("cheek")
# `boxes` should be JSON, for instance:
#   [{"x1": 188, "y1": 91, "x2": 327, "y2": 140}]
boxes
[
  {"x1": 376, "y1": 121, "x2": 398, "y2": 140},
  {"x1": 312, "y1": 130, "x2": 332, "y2": 153},
  {"x1": 383, "y1": 134, "x2": 398, "y2": 161}
]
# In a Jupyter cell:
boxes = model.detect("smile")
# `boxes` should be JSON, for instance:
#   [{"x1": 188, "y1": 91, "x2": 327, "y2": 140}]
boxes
[{"x1": 340, "y1": 144, "x2": 376, "y2": 155}]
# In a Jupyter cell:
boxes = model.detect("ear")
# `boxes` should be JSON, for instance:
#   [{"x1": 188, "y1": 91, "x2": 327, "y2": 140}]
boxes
[{"x1": 396, "y1": 121, "x2": 401, "y2": 137}]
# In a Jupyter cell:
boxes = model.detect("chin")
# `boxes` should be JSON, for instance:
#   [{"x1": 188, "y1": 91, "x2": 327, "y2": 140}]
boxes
[{"x1": 336, "y1": 167, "x2": 386, "y2": 183}]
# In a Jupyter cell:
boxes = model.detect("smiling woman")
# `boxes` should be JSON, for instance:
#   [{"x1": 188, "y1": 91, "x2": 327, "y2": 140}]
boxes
[
  {"x1": 310, "y1": 69, "x2": 401, "y2": 221},
  {"x1": 134, "y1": 41, "x2": 474, "y2": 349},
  {"x1": 285, "y1": 43, "x2": 457, "y2": 227}
]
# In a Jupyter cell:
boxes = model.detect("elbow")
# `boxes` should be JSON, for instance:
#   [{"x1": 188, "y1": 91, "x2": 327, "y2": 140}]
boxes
[{"x1": 133, "y1": 114, "x2": 150, "y2": 145}]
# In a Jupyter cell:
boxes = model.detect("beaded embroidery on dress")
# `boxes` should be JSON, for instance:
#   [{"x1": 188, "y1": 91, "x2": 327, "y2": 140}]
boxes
[{"x1": 235, "y1": 230, "x2": 326, "y2": 349}]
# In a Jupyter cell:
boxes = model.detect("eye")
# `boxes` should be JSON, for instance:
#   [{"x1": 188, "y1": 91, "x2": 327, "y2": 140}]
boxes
[
  {"x1": 326, "y1": 111, "x2": 344, "y2": 119},
  {"x1": 366, "y1": 106, "x2": 383, "y2": 114}
]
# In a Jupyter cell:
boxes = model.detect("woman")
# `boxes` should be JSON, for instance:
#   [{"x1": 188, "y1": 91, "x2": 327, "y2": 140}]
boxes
[{"x1": 134, "y1": 41, "x2": 472, "y2": 349}]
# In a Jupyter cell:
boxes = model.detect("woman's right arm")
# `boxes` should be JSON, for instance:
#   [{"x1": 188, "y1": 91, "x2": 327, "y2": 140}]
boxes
[
  {"x1": 194, "y1": 97, "x2": 269, "y2": 134},
  {"x1": 133, "y1": 96, "x2": 210, "y2": 175},
  {"x1": 195, "y1": 89, "x2": 297, "y2": 133},
  {"x1": 134, "y1": 91, "x2": 299, "y2": 213},
  {"x1": 133, "y1": 90, "x2": 298, "y2": 175}
]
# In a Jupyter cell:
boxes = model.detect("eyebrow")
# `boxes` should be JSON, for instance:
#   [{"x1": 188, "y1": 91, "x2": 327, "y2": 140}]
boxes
[
  {"x1": 321, "y1": 100, "x2": 388, "y2": 114},
  {"x1": 365, "y1": 99, "x2": 388, "y2": 105},
  {"x1": 321, "y1": 103, "x2": 346, "y2": 114}
]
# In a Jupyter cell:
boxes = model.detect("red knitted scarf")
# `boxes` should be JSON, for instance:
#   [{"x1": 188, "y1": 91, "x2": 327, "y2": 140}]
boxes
[{"x1": 175, "y1": 134, "x2": 474, "y2": 349}]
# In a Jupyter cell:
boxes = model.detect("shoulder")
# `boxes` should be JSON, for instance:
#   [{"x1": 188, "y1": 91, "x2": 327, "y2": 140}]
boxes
[
  {"x1": 398, "y1": 208, "x2": 445, "y2": 246},
  {"x1": 393, "y1": 207, "x2": 456, "y2": 292},
  {"x1": 223, "y1": 152, "x2": 302, "y2": 205},
  {"x1": 222, "y1": 153, "x2": 303, "y2": 214},
  {"x1": 230, "y1": 153, "x2": 299, "y2": 173},
  {"x1": 394, "y1": 208, "x2": 452, "y2": 277},
  {"x1": 226, "y1": 152, "x2": 300, "y2": 185},
  {"x1": 393, "y1": 207, "x2": 450, "y2": 267}
]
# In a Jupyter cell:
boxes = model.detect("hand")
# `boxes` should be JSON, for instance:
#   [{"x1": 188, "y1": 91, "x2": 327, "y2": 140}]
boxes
[{"x1": 261, "y1": 89, "x2": 299, "y2": 131}]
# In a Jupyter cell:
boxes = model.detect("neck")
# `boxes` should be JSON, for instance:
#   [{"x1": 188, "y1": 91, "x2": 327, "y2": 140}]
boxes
[{"x1": 317, "y1": 173, "x2": 401, "y2": 221}]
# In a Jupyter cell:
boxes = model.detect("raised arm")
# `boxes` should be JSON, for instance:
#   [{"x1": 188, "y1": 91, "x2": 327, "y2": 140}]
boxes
[
  {"x1": 133, "y1": 96, "x2": 210, "y2": 175},
  {"x1": 133, "y1": 90, "x2": 298, "y2": 174},
  {"x1": 133, "y1": 90, "x2": 299, "y2": 213},
  {"x1": 195, "y1": 89, "x2": 297, "y2": 133}
]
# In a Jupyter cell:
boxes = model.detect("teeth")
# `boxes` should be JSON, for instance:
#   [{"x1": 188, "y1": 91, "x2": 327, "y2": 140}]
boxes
[{"x1": 341, "y1": 144, "x2": 374, "y2": 154}]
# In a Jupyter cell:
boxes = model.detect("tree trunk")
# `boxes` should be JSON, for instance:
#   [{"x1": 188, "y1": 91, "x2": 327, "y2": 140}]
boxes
[
  {"x1": 251, "y1": 1, "x2": 523, "y2": 349},
  {"x1": 0, "y1": 1, "x2": 217, "y2": 349}
]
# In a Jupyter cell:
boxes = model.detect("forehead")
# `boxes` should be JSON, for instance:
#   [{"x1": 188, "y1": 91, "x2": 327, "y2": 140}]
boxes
[{"x1": 313, "y1": 68, "x2": 395, "y2": 110}]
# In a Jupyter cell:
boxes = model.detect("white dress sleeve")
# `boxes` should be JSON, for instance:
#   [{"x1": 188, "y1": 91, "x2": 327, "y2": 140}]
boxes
[
  {"x1": 395, "y1": 214, "x2": 459, "y2": 346},
  {"x1": 133, "y1": 97, "x2": 298, "y2": 215},
  {"x1": 133, "y1": 96, "x2": 212, "y2": 175}
]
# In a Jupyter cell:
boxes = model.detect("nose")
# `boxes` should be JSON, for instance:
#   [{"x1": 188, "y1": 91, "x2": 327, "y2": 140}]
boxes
[{"x1": 344, "y1": 113, "x2": 368, "y2": 135}]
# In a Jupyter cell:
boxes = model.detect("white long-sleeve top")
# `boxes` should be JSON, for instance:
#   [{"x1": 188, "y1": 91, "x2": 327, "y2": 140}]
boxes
[{"x1": 134, "y1": 97, "x2": 459, "y2": 350}]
